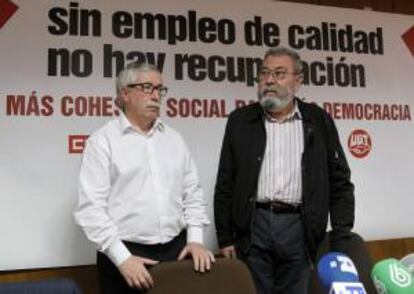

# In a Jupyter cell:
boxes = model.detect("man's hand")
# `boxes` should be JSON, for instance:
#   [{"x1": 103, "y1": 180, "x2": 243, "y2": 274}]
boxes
[
  {"x1": 118, "y1": 255, "x2": 159, "y2": 290},
  {"x1": 220, "y1": 245, "x2": 237, "y2": 259},
  {"x1": 177, "y1": 242, "x2": 215, "y2": 273}
]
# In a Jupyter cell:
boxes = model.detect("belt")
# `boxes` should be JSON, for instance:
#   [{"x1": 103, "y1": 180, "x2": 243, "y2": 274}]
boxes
[{"x1": 255, "y1": 201, "x2": 301, "y2": 214}]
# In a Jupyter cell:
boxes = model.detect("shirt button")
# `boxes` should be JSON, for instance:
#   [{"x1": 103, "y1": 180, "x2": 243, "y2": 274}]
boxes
[{"x1": 257, "y1": 156, "x2": 262, "y2": 162}]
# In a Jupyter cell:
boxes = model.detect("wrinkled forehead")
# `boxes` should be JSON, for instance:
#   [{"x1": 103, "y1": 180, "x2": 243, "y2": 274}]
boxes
[
  {"x1": 262, "y1": 55, "x2": 295, "y2": 71},
  {"x1": 134, "y1": 69, "x2": 163, "y2": 84}
]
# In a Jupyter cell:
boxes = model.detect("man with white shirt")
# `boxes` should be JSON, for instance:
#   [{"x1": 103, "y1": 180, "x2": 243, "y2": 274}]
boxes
[
  {"x1": 214, "y1": 47, "x2": 355, "y2": 293},
  {"x1": 74, "y1": 63, "x2": 214, "y2": 293}
]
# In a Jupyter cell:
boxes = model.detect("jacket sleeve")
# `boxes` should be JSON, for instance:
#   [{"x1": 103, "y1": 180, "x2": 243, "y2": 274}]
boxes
[
  {"x1": 324, "y1": 113, "x2": 355, "y2": 251},
  {"x1": 214, "y1": 115, "x2": 236, "y2": 248}
]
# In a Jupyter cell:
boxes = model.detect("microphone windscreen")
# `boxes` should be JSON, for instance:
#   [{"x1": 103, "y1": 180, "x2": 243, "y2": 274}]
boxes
[
  {"x1": 371, "y1": 258, "x2": 414, "y2": 293},
  {"x1": 400, "y1": 253, "x2": 414, "y2": 273},
  {"x1": 317, "y1": 252, "x2": 359, "y2": 289}
]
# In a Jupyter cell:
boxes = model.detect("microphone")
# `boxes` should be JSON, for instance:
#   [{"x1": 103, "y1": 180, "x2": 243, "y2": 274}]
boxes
[
  {"x1": 371, "y1": 258, "x2": 414, "y2": 293},
  {"x1": 400, "y1": 253, "x2": 414, "y2": 273},
  {"x1": 317, "y1": 252, "x2": 367, "y2": 293}
]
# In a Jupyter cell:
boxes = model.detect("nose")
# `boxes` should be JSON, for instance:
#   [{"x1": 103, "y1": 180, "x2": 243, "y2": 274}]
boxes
[
  {"x1": 262, "y1": 71, "x2": 279, "y2": 85},
  {"x1": 265, "y1": 74, "x2": 278, "y2": 86},
  {"x1": 152, "y1": 89, "x2": 161, "y2": 102}
]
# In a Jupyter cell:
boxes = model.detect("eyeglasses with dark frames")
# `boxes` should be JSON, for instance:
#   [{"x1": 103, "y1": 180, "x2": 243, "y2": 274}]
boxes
[
  {"x1": 127, "y1": 83, "x2": 168, "y2": 97},
  {"x1": 258, "y1": 68, "x2": 300, "y2": 81}
]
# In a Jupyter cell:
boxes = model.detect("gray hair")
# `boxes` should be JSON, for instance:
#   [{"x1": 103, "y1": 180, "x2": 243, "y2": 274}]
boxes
[
  {"x1": 116, "y1": 62, "x2": 161, "y2": 96},
  {"x1": 263, "y1": 47, "x2": 303, "y2": 74}
]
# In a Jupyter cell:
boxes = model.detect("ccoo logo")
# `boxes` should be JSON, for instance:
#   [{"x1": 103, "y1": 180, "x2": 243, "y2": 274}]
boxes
[{"x1": 348, "y1": 129, "x2": 372, "y2": 158}]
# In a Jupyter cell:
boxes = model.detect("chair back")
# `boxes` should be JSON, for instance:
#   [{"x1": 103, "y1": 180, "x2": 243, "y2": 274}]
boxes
[{"x1": 148, "y1": 258, "x2": 256, "y2": 294}]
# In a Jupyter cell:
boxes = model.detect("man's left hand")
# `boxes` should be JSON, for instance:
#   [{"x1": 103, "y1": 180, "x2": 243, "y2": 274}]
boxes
[{"x1": 177, "y1": 242, "x2": 215, "y2": 273}]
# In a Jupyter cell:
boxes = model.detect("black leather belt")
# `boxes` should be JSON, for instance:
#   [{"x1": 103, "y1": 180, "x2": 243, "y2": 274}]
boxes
[{"x1": 255, "y1": 201, "x2": 301, "y2": 214}]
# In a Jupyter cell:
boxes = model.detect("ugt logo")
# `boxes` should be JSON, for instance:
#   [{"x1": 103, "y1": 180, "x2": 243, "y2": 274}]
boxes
[
  {"x1": 348, "y1": 129, "x2": 372, "y2": 159},
  {"x1": 0, "y1": 0, "x2": 18, "y2": 29}
]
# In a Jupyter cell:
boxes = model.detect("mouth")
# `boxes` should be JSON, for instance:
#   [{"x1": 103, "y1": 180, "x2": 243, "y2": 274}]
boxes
[
  {"x1": 262, "y1": 85, "x2": 281, "y2": 96},
  {"x1": 147, "y1": 105, "x2": 160, "y2": 112},
  {"x1": 262, "y1": 84, "x2": 291, "y2": 99},
  {"x1": 263, "y1": 90, "x2": 278, "y2": 96}
]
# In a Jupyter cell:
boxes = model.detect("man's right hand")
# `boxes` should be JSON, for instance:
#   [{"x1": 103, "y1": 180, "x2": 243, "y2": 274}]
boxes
[
  {"x1": 220, "y1": 245, "x2": 237, "y2": 259},
  {"x1": 118, "y1": 255, "x2": 159, "y2": 290}
]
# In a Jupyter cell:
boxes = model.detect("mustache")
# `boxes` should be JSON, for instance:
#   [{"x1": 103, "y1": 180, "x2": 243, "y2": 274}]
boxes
[
  {"x1": 261, "y1": 85, "x2": 284, "y2": 96},
  {"x1": 147, "y1": 101, "x2": 161, "y2": 108}
]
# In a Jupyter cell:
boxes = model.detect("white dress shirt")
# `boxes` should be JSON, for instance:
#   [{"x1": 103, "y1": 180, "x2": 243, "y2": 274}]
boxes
[
  {"x1": 74, "y1": 112, "x2": 209, "y2": 266},
  {"x1": 257, "y1": 102, "x2": 304, "y2": 205}
]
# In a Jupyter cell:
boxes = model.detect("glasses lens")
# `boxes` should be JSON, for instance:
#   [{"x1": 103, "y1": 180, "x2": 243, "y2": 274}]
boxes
[
  {"x1": 141, "y1": 83, "x2": 154, "y2": 94},
  {"x1": 275, "y1": 71, "x2": 287, "y2": 79},
  {"x1": 159, "y1": 87, "x2": 168, "y2": 97},
  {"x1": 260, "y1": 70, "x2": 270, "y2": 78},
  {"x1": 259, "y1": 70, "x2": 290, "y2": 81}
]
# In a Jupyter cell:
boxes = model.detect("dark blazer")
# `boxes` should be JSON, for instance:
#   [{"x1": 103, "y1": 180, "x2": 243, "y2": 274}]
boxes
[{"x1": 214, "y1": 98, "x2": 355, "y2": 260}]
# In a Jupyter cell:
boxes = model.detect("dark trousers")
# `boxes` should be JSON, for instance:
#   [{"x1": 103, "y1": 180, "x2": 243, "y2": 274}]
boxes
[
  {"x1": 239, "y1": 208, "x2": 311, "y2": 294},
  {"x1": 97, "y1": 230, "x2": 186, "y2": 294}
]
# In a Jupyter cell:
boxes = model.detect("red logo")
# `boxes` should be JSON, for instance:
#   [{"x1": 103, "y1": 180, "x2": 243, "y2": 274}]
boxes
[
  {"x1": 402, "y1": 25, "x2": 414, "y2": 57},
  {"x1": 348, "y1": 129, "x2": 372, "y2": 158},
  {"x1": 68, "y1": 135, "x2": 89, "y2": 154},
  {"x1": 0, "y1": 0, "x2": 18, "y2": 29}
]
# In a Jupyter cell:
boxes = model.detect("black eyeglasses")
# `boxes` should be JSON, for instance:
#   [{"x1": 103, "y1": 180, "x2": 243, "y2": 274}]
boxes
[
  {"x1": 127, "y1": 83, "x2": 168, "y2": 97},
  {"x1": 259, "y1": 68, "x2": 299, "y2": 81}
]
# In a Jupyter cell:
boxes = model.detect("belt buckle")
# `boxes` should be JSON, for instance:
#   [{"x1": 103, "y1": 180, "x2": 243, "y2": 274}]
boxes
[{"x1": 269, "y1": 201, "x2": 282, "y2": 211}]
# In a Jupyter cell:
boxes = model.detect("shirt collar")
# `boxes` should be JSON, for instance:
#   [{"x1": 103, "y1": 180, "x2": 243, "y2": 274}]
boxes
[{"x1": 118, "y1": 112, "x2": 164, "y2": 135}]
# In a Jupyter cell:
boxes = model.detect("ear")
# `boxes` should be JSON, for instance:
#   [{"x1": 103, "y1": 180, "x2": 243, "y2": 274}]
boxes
[
  {"x1": 120, "y1": 87, "x2": 130, "y2": 104},
  {"x1": 294, "y1": 73, "x2": 304, "y2": 91},
  {"x1": 295, "y1": 73, "x2": 304, "y2": 84}
]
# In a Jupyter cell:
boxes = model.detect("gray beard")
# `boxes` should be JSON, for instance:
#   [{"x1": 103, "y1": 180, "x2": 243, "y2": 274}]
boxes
[{"x1": 259, "y1": 95, "x2": 293, "y2": 112}]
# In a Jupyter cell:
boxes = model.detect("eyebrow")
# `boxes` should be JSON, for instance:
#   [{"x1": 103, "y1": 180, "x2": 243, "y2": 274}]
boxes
[
  {"x1": 261, "y1": 66, "x2": 288, "y2": 71},
  {"x1": 135, "y1": 82, "x2": 164, "y2": 86}
]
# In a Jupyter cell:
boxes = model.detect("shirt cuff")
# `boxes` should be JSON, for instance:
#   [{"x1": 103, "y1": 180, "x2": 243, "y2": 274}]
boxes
[
  {"x1": 104, "y1": 239, "x2": 132, "y2": 266},
  {"x1": 187, "y1": 226, "x2": 203, "y2": 244}
]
